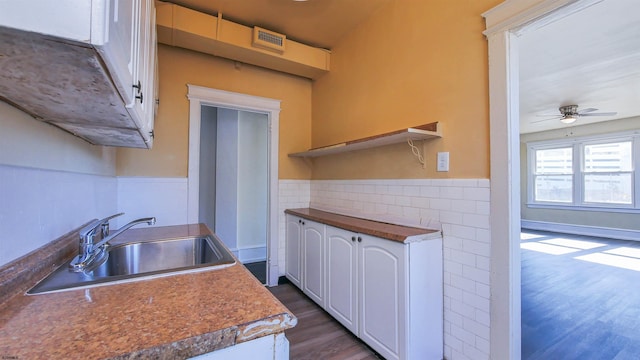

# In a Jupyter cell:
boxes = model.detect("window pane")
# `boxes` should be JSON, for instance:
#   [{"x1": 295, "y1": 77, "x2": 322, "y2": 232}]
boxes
[
  {"x1": 535, "y1": 175, "x2": 573, "y2": 202},
  {"x1": 584, "y1": 173, "x2": 632, "y2": 204},
  {"x1": 536, "y1": 148, "x2": 573, "y2": 174},
  {"x1": 584, "y1": 141, "x2": 632, "y2": 172}
]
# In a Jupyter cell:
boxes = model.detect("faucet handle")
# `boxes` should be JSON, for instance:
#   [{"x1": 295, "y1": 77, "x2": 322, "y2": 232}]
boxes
[
  {"x1": 98, "y1": 212, "x2": 125, "y2": 225},
  {"x1": 79, "y1": 213, "x2": 124, "y2": 242},
  {"x1": 98, "y1": 212, "x2": 124, "y2": 238}
]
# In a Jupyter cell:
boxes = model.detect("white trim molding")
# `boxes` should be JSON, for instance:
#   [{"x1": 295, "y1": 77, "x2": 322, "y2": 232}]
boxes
[
  {"x1": 482, "y1": 0, "x2": 605, "y2": 358},
  {"x1": 521, "y1": 220, "x2": 640, "y2": 241},
  {"x1": 186, "y1": 85, "x2": 281, "y2": 286}
]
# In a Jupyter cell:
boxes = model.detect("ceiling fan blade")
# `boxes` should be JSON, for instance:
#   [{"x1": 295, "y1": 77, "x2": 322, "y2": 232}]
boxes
[
  {"x1": 580, "y1": 112, "x2": 617, "y2": 117},
  {"x1": 531, "y1": 116, "x2": 561, "y2": 123},
  {"x1": 577, "y1": 108, "x2": 598, "y2": 114},
  {"x1": 536, "y1": 114, "x2": 562, "y2": 117}
]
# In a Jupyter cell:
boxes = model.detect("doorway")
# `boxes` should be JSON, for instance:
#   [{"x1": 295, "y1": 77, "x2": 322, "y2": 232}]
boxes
[
  {"x1": 483, "y1": 0, "x2": 605, "y2": 357},
  {"x1": 186, "y1": 84, "x2": 281, "y2": 286},
  {"x1": 199, "y1": 106, "x2": 269, "y2": 283}
]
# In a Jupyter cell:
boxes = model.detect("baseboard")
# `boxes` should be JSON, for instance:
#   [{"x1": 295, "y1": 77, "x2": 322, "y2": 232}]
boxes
[
  {"x1": 236, "y1": 245, "x2": 267, "y2": 263},
  {"x1": 521, "y1": 220, "x2": 640, "y2": 241}
]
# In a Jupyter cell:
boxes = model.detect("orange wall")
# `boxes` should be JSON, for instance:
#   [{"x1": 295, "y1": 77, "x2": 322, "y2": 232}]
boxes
[
  {"x1": 117, "y1": 44, "x2": 313, "y2": 179},
  {"x1": 310, "y1": 0, "x2": 499, "y2": 179}
]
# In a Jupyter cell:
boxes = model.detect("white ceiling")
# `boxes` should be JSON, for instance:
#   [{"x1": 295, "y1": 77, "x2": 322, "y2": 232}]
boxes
[
  {"x1": 519, "y1": 0, "x2": 640, "y2": 134},
  {"x1": 165, "y1": 0, "x2": 639, "y2": 135}
]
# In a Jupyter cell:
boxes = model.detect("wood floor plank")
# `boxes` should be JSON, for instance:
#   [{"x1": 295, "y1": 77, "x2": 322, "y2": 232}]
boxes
[
  {"x1": 269, "y1": 283, "x2": 381, "y2": 360},
  {"x1": 521, "y1": 230, "x2": 640, "y2": 360}
]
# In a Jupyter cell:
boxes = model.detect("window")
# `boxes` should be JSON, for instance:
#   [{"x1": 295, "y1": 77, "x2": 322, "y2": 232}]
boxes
[
  {"x1": 528, "y1": 132, "x2": 639, "y2": 211},
  {"x1": 583, "y1": 141, "x2": 632, "y2": 205},
  {"x1": 533, "y1": 147, "x2": 573, "y2": 203}
]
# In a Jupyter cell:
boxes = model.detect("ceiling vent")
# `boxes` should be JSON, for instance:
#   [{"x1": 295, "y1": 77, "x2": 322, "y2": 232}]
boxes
[{"x1": 252, "y1": 26, "x2": 286, "y2": 53}]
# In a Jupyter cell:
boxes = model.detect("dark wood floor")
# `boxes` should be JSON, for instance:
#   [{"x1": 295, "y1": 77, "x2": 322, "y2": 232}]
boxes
[
  {"x1": 244, "y1": 260, "x2": 267, "y2": 284},
  {"x1": 521, "y1": 230, "x2": 640, "y2": 359},
  {"x1": 269, "y1": 283, "x2": 381, "y2": 360}
]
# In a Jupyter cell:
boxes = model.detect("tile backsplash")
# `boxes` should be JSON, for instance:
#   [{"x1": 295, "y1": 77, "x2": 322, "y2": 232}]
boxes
[
  {"x1": 0, "y1": 164, "x2": 117, "y2": 266},
  {"x1": 279, "y1": 178, "x2": 492, "y2": 360}
]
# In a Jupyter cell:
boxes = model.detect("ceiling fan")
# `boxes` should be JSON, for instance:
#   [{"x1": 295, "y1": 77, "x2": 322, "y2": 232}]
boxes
[{"x1": 535, "y1": 105, "x2": 617, "y2": 124}]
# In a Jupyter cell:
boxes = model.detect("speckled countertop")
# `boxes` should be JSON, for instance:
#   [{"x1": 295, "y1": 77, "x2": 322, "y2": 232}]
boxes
[
  {"x1": 285, "y1": 208, "x2": 440, "y2": 242},
  {"x1": 0, "y1": 224, "x2": 296, "y2": 359}
]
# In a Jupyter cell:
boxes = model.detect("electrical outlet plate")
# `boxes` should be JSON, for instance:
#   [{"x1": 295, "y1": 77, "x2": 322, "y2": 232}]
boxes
[{"x1": 437, "y1": 152, "x2": 449, "y2": 172}]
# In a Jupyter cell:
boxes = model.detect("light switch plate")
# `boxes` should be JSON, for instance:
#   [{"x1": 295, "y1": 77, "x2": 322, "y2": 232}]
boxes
[{"x1": 437, "y1": 152, "x2": 449, "y2": 172}]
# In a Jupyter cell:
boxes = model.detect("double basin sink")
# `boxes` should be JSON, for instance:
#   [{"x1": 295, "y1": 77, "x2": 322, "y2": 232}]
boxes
[{"x1": 28, "y1": 235, "x2": 236, "y2": 294}]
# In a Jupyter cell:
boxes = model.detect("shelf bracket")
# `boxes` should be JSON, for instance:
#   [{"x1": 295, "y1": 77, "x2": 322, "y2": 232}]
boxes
[{"x1": 407, "y1": 138, "x2": 426, "y2": 168}]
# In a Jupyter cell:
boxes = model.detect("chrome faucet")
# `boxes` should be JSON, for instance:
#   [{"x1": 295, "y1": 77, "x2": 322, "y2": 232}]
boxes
[{"x1": 69, "y1": 213, "x2": 156, "y2": 272}]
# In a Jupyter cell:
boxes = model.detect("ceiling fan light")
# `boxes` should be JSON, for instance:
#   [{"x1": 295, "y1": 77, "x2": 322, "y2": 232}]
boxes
[{"x1": 561, "y1": 115, "x2": 578, "y2": 124}]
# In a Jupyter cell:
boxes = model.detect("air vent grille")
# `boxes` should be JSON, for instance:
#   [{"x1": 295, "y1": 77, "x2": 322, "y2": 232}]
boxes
[{"x1": 252, "y1": 26, "x2": 286, "y2": 53}]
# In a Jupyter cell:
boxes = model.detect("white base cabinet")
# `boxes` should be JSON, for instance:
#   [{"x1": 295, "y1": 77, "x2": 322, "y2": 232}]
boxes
[
  {"x1": 286, "y1": 214, "x2": 443, "y2": 360},
  {"x1": 325, "y1": 227, "x2": 359, "y2": 334},
  {"x1": 285, "y1": 215, "x2": 325, "y2": 307},
  {"x1": 359, "y1": 233, "x2": 406, "y2": 360},
  {"x1": 188, "y1": 333, "x2": 289, "y2": 360}
]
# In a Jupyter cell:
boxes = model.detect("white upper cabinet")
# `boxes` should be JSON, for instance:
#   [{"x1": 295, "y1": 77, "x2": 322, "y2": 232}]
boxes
[
  {"x1": 0, "y1": 0, "x2": 157, "y2": 148},
  {"x1": 96, "y1": 0, "x2": 140, "y2": 109}
]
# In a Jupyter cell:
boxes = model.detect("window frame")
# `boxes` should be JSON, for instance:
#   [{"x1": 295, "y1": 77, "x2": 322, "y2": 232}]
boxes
[{"x1": 527, "y1": 131, "x2": 640, "y2": 213}]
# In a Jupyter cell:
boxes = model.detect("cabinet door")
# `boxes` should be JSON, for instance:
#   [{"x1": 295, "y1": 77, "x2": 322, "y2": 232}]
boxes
[
  {"x1": 359, "y1": 235, "x2": 406, "y2": 360},
  {"x1": 284, "y1": 215, "x2": 302, "y2": 288},
  {"x1": 325, "y1": 226, "x2": 358, "y2": 334},
  {"x1": 302, "y1": 220, "x2": 325, "y2": 306},
  {"x1": 126, "y1": 0, "x2": 155, "y2": 143},
  {"x1": 99, "y1": 0, "x2": 141, "y2": 107}
]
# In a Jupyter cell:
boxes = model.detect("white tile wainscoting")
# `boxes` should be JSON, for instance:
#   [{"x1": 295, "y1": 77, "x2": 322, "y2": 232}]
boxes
[
  {"x1": 2, "y1": 172, "x2": 490, "y2": 360},
  {"x1": 279, "y1": 178, "x2": 492, "y2": 360},
  {"x1": 0, "y1": 164, "x2": 117, "y2": 266},
  {"x1": 116, "y1": 177, "x2": 189, "y2": 228}
]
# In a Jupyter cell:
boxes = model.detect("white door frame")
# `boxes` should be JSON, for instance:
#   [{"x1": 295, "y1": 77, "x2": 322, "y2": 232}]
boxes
[
  {"x1": 482, "y1": 0, "x2": 604, "y2": 358},
  {"x1": 186, "y1": 84, "x2": 281, "y2": 286}
]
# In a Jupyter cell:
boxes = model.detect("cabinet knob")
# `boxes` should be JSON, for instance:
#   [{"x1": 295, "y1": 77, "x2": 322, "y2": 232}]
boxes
[
  {"x1": 357, "y1": 236, "x2": 362, "y2": 242},
  {"x1": 351, "y1": 236, "x2": 356, "y2": 242},
  {"x1": 302, "y1": 221, "x2": 305, "y2": 225},
  {"x1": 298, "y1": 219, "x2": 301, "y2": 224},
  {"x1": 136, "y1": 92, "x2": 144, "y2": 104},
  {"x1": 132, "y1": 81, "x2": 142, "y2": 93}
]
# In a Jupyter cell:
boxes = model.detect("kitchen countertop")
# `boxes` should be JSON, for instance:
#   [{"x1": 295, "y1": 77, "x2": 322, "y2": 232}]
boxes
[
  {"x1": 0, "y1": 224, "x2": 296, "y2": 359},
  {"x1": 285, "y1": 208, "x2": 441, "y2": 243}
]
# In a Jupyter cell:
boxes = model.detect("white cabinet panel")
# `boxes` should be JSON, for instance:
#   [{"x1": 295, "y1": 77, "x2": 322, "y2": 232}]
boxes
[
  {"x1": 285, "y1": 215, "x2": 325, "y2": 306},
  {"x1": 98, "y1": 0, "x2": 140, "y2": 107},
  {"x1": 189, "y1": 333, "x2": 289, "y2": 360},
  {"x1": 325, "y1": 226, "x2": 358, "y2": 334},
  {"x1": 359, "y1": 234, "x2": 405, "y2": 360},
  {"x1": 302, "y1": 221, "x2": 325, "y2": 306},
  {"x1": 285, "y1": 215, "x2": 303, "y2": 288}
]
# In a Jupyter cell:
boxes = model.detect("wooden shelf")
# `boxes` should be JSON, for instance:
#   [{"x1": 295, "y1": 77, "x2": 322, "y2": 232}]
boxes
[{"x1": 288, "y1": 122, "x2": 441, "y2": 158}]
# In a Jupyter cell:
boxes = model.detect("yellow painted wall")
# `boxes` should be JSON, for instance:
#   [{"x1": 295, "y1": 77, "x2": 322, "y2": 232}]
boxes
[
  {"x1": 310, "y1": 0, "x2": 499, "y2": 179},
  {"x1": 117, "y1": 44, "x2": 313, "y2": 179}
]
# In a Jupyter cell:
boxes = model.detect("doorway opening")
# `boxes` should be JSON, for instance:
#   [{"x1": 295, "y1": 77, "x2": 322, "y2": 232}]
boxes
[
  {"x1": 199, "y1": 106, "x2": 269, "y2": 283},
  {"x1": 483, "y1": 0, "x2": 605, "y2": 357},
  {"x1": 186, "y1": 85, "x2": 281, "y2": 286}
]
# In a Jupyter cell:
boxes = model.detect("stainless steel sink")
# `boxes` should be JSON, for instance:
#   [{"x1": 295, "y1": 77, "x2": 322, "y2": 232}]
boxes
[{"x1": 28, "y1": 235, "x2": 236, "y2": 294}]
